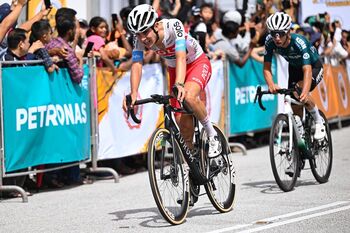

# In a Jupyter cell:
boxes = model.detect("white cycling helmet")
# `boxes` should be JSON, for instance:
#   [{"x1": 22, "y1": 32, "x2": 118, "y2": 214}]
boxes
[
  {"x1": 266, "y1": 12, "x2": 292, "y2": 32},
  {"x1": 127, "y1": 4, "x2": 158, "y2": 34}
]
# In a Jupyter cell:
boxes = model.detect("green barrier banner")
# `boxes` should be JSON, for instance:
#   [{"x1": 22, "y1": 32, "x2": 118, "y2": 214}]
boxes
[
  {"x1": 228, "y1": 58, "x2": 277, "y2": 135},
  {"x1": 2, "y1": 65, "x2": 90, "y2": 172}
]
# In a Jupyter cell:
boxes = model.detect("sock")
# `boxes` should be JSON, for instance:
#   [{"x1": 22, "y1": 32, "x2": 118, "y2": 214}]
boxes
[
  {"x1": 309, "y1": 106, "x2": 322, "y2": 124},
  {"x1": 200, "y1": 116, "x2": 216, "y2": 138}
]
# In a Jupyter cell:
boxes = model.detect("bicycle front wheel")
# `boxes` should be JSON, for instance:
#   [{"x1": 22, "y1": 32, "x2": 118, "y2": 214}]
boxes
[
  {"x1": 148, "y1": 128, "x2": 190, "y2": 225},
  {"x1": 270, "y1": 114, "x2": 300, "y2": 192},
  {"x1": 200, "y1": 125, "x2": 236, "y2": 212},
  {"x1": 309, "y1": 110, "x2": 333, "y2": 183}
]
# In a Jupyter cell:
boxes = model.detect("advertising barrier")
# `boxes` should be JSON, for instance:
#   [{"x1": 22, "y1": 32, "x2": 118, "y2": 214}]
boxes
[
  {"x1": 2, "y1": 65, "x2": 91, "y2": 172},
  {"x1": 227, "y1": 58, "x2": 278, "y2": 135},
  {"x1": 97, "y1": 64, "x2": 164, "y2": 160},
  {"x1": 206, "y1": 60, "x2": 225, "y2": 128}
]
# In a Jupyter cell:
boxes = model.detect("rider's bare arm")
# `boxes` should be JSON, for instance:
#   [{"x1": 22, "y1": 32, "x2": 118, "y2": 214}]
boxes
[
  {"x1": 263, "y1": 61, "x2": 279, "y2": 93},
  {"x1": 130, "y1": 61, "x2": 143, "y2": 100},
  {"x1": 175, "y1": 50, "x2": 186, "y2": 85}
]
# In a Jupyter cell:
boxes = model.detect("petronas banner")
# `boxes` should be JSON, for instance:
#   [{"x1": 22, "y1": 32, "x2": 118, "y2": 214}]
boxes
[{"x1": 2, "y1": 65, "x2": 90, "y2": 172}]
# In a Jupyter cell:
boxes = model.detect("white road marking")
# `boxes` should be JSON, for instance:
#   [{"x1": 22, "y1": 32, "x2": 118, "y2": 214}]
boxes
[
  {"x1": 259, "y1": 201, "x2": 349, "y2": 222},
  {"x1": 207, "y1": 201, "x2": 350, "y2": 233},
  {"x1": 237, "y1": 205, "x2": 350, "y2": 233}
]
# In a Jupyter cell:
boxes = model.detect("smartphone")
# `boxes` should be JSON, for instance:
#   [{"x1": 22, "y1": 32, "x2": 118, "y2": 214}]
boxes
[
  {"x1": 44, "y1": 0, "x2": 52, "y2": 9},
  {"x1": 83, "y1": 42, "x2": 94, "y2": 57},
  {"x1": 112, "y1": 13, "x2": 118, "y2": 29}
]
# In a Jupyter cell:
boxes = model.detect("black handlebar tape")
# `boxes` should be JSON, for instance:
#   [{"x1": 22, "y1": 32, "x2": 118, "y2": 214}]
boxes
[{"x1": 125, "y1": 94, "x2": 142, "y2": 124}]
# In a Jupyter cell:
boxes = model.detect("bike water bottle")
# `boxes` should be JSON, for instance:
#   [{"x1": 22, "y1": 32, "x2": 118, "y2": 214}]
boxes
[{"x1": 294, "y1": 115, "x2": 306, "y2": 150}]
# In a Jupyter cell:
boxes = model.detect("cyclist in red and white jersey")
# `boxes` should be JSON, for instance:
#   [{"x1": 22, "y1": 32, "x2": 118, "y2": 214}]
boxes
[{"x1": 123, "y1": 4, "x2": 221, "y2": 158}]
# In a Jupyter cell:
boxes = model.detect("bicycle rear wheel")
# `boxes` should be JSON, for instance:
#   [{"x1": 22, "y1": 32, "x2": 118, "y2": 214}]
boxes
[
  {"x1": 270, "y1": 114, "x2": 300, "y2": 192},
  {"x1": 200, "y1": 125, "x2": 236, "y2": 212},
  {"x1": 309, "y1": 111, "x2": 333, "y2": 183},
  {"x1": 148, "y1": 128, "x2": 190, "y2": 225}
]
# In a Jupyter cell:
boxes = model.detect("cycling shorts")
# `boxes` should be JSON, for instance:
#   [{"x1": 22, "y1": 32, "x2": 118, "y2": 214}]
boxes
[
  {"x1": 168, "y1": 53, "x2": 212, "y2": 109},
  {"x1": 288, "y1": 59, "x2": 323, "y2": 92}
]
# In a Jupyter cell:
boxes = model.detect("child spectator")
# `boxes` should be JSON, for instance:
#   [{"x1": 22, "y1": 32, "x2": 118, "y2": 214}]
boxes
[
  {"x1": 86, "y1": 16, "x2": 116, "y2": 73},
  {"x1": 30, "y1": 20, "x2": 58, "y2": 73}
]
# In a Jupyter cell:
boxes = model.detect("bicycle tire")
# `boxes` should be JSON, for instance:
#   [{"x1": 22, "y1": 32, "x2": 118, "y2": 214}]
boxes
[
  {"x1": 200, "y1": 125, "x2": 236, "y2": 212},
  {"x1": 270, "y1": 114, "x2": 300, "y2": 192},
  {"x1": 148, "y1": 128, "x2": 190, "y2": 225},
  {"x1": 309, "y1": 110, "x2": 333, "y2": 183}
]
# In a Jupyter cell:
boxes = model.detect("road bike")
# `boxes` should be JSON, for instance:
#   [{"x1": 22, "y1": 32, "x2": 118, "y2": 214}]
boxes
[
  {"x1": 254, "y1": 86, "x2": 333, "y2": 192},
  {"x1": 126, "y1": 89, "x2": 236, "y2": 225}
]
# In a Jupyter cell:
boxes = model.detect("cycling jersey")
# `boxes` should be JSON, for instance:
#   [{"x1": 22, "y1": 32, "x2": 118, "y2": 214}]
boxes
[
  {"x1": 264, "y1": 33, "x2": 319, "y2": 66},
  {"x1": 132, "y1": 18, "x2": 203, "y2": 67}
]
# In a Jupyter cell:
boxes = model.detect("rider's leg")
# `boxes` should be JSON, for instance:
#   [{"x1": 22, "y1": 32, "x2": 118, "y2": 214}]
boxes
[
  {"x1": 294, "y1": 79, "x2": 325, "y2": 140},
  {"x1": 175, "y1": 114, "x2": 194, "y2": 150},
  {"x1": 183, "y1": 81, "x2": 221, "y2": 158}
]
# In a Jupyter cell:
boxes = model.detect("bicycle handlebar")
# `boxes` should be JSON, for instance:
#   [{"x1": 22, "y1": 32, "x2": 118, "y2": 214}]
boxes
[
  {"x1": 254, "y1": 86, "x2": 297, "y2": 111},
  {"x1": 125, "y1": 86, "x2": 193, "y2": 124}
]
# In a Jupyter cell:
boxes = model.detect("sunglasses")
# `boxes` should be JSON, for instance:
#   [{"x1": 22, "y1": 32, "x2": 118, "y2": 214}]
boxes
[{"x1": 270, "y1": 31, "x2": 287, "y2": 38}]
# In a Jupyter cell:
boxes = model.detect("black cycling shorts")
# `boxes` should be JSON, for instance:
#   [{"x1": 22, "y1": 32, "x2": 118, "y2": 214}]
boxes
[{"x1": 288, "y1": 59, "x2": 323, "y2": 91}]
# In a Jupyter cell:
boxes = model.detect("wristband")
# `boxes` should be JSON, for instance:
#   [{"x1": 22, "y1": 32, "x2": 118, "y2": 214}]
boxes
[{"x1": 175, "y1": 82, "x2": 185, "y2": 87}]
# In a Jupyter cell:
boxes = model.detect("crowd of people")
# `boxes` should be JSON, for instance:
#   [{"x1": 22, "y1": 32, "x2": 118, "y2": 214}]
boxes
[{"x1": 0, "y1": 0, "x2": 349, "y2": 198}]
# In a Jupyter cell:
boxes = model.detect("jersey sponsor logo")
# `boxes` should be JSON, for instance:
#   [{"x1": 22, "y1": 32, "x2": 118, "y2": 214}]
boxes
[
  {"x1": 303, "y1": 53, "x2": 310, "y2": 59},
  {"x1": 155, "y1": 45, "x2": 176, "y2": 56},
  {"x1": 296, "y1": 37, "x2": 307, "y2": 50},
  {"x1": 311, "y1": 46, "x2": 317, "y2": 53},
  {"x1": 173, "y1": 21, "x2": 184, "y2": 38}
]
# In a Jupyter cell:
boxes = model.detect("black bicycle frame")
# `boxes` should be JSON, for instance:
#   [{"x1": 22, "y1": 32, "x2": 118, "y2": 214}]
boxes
[{"x1": 163, "y1": 103, "x2": 208, "y2": 185}]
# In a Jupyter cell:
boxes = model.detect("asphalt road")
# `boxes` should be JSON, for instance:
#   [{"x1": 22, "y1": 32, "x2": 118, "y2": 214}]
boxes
[{"x1": 1, "y1": 125, "x2": 349, "y2": 233}]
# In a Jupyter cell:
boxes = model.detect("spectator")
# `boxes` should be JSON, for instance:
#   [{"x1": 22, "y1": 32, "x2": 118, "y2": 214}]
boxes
[
  {"x1": 0, "y1": 0, "x2": 27, "y2": 43},
  {"x1": 46, "y1": 9, "x2": 84, "y2": 83},
  {"x1": 199, "y1": 2, "x2": 215, "y2": 35},
  {"x1": 190, "y1": 6, "x2": 208, "y2": 53},
  {"x1": 176, "y1": 0, "x2": 194, "y2": 24},
  {"x1": 223, "y1": 10, "x2": 252, "y2": 54},
  {"x1": 0, "y1": 28, "x2": 39, "y2": 63},
  {"x1": 86, "y1": 16, "x2": 116, "y2": 73},
  {"x1": 341, "y1": 30, "x2": 349, "y2": 52},
  {"x1": 212, "y1": 11, "x2": 255, "y2": 67},
  {"x1": 0, "y1": 28, "x2": 39, "y2": 198},
  {"x1": 30, "y1": 20, "x2": 59, "y2": 73},
  {"x1": 152, "y1": 0, "x2": 181, "y2": 19},
  {"x1": 76, "y1": 19, "x2": 89, "y2": 51},
  {"x1": 19, "y1": 2, "x2": 51, "y2": 31},
  {"x1": 106, "y1": 14, "x2": 132, "y2": 60}
]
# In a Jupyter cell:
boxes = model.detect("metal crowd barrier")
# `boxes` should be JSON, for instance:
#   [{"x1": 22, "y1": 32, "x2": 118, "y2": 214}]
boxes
[{"x1": 0, "y1": 59, "x2": 118, "y2": 202}]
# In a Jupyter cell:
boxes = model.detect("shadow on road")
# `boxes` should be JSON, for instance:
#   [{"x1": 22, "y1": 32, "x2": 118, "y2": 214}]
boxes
[
  {"x1": 109, "y1": 203, "x2": 221, "y2": 228},
  {"x1": 241, "y1": 179, "x2": 318, "y2": 194},
  {"x1": 110, "y1": 206, "x2": 173, "y2": 228}
]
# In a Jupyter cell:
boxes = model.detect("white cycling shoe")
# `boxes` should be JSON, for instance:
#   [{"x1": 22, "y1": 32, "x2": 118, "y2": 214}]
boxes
[
  {"x1": 208, "y1": 136, "x2": 222, "y2": 158},
  {"x1": 314, "y1": 123, "x2": 326, "y2": 140}
]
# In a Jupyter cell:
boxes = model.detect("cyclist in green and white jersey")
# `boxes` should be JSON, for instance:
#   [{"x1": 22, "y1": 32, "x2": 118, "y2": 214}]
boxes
[{"x1": 263, "y1": 12, "x2": 325, "y2": 140}]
